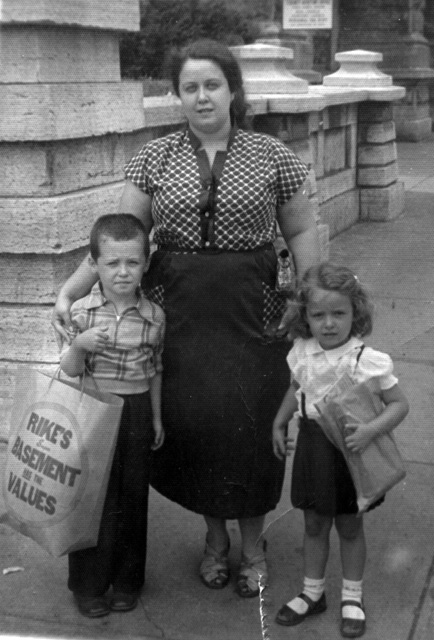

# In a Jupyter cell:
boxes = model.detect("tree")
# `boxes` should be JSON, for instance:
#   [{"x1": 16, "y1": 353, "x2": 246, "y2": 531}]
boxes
[{"x1": 120, "y1": 0, "x2": 259, "y2": 79}]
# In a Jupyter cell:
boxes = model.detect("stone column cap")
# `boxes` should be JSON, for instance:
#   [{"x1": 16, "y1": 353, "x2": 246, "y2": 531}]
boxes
[
  {"x1": 324, "y1": 49, "x2": 393, "y2": 87},
  {"x1": 335, "y1": 50, "x2": 384, "y2": 63},
  {"x1": 231, "y1": 43, "x2": 308, "y2": 95},
  {"x1": 231, "y1": 43, "x2": 294, "y2": 60}
]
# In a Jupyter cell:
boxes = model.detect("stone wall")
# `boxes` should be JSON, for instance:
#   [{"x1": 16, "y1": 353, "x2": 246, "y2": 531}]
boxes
[
  {"x1": 0, "y1": 8, "x2": 406, "y2": 438},
  {"x1": 338, "y1": 0, "x2": 434, "y2": 140}
]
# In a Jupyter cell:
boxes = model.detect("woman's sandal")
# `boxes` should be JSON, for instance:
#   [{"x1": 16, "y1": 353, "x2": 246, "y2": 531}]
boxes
[
  {"x1": 340, "y1": 600, "x2": 366, "y2": 638},
  {"x1": 199, "y1": 537, "x2": 230, "y2": 589},
  {"x1": 235, "y1": 541, "x2": 268, "y2": 598}
]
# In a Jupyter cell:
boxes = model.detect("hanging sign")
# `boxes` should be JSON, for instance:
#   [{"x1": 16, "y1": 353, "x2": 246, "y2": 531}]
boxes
[{"x1": 283, "y1": 0, "x2": 333, "y2": 30}]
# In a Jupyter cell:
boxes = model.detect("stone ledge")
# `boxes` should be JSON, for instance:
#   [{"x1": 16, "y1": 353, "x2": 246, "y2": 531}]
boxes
[
  {"x1": 0, "y1": 306, "x2": 59, "y2": 362},
  {"x1": 0, "y1": 250, "x2": 87, "y2": 304},
  {"x1": 319, "y1": 189, "x2": 360, "y2": 238},
  {"x1": 0, "y1": 132, "x2": 156, "y2": 198},
  {"x1": 0, "y1": 27, "x2": 121, "y2": 83},
  {"x1": 360, "y1": 181, "x2": 405, "y2": 221},
  {"x1": 0, "y1": 83, "x2": 145, "y2": 141},
  {"x1": 0, "y1": 183, "x2": 124, "y2": 253},
  {"x1": 0, "y1": 0, "x2": 140, "y2": 32},
  {"x1": 358, "y1": 122, "x2": 397, "y2": 144},
  {"x1": 143, "y1": 88, "x2": 405, "y2": 122},
  {"x1": 395, "y1": 117, "x2": 433, "y2": 142},
  {"x1": 358, "y1": 142, "x2": 398, "y2": 166},
  {"x1": 317, "y1": 168, "x2": 357, "y2": 205},
  {"x1": 358, "y1": 163, "x2": 399, "y2": 187}
]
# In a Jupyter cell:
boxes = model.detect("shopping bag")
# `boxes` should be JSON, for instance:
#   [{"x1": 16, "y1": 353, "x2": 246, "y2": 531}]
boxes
[
  {"x1": 2, "y1": 366, "x2": 123, "y2": 556},
  {"x1": 315, "y1": 377, "x2": 406, "y2": 513}
]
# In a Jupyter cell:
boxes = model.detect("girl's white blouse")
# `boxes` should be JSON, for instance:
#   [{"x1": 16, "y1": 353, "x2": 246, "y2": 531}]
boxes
[{"x1": 287, "y1": 336, "x2": 399, "y2": 419}]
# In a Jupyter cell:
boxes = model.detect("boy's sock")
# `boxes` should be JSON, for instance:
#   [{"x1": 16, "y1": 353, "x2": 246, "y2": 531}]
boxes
[
  {"x1": 341, "y1": 578, "x2": 365, "y2": 620},
  {"x1": 285, "y1": 576, "x2": 325, "y2": 615}
]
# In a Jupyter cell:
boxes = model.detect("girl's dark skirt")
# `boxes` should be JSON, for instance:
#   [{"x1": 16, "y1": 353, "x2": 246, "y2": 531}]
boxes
[
  {"x1": 144, "y1": 245, "x2": 289, "y2": 519},
  {"x1": 291, "y1": 417, "x2": 384, "y2": 516}
]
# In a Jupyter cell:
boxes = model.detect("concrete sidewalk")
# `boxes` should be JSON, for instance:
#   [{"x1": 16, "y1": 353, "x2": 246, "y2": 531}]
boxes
[{"x1": 1, "y1": 139, "x2": 434, "y2": 640}]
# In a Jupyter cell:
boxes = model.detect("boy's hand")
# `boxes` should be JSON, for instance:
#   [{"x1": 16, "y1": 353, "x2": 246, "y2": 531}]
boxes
[
  {"x1": 272, "y1": 421, "x2": 295, "y2": 461},
  {"x1": 344, "y1": 422, "x2": 376, "y2": 453},
  {"x1": 151, "y1": 419, "x2": 165, "y2": 451},
  {"x1": 75, "y1": 327, "x2": 109, "y2": 353}
]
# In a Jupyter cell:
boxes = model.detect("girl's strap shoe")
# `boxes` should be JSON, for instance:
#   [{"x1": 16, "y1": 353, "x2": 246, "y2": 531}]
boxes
[
  {"x1": 340, "y1": 600, "x2": 366, "y2": 638},
  {"x1": 275, "y1": 592, "x2": 327, "y2": 626}
]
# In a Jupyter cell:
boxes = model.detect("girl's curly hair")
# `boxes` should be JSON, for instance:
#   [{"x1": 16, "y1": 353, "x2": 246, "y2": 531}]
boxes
[{"x1": 290, "y1": 262, "x2": 374, "y2": 339}]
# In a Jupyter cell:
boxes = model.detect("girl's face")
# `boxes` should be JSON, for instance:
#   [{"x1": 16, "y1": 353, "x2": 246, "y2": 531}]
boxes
[
  {"x1": 306, "y1": 287, "x2": 354, "y2": 350},
  {"x1": 178, "y1": 58, "x2": 233, "y2": 137}
]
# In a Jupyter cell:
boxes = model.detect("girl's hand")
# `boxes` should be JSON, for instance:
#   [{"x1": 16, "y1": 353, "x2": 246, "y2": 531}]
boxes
[
  {"x1": 75, "y1": 327, "x2": 109, "y2": 353},
  {"x1": 152, "y1": 419, "x2": 165, "y2": 450},
  {"x1": 272, "y1": 421, "x2": 295, "y2": 461},
  {"x1": 344, "y1": 422, "x2": 377, "y2": 453}
]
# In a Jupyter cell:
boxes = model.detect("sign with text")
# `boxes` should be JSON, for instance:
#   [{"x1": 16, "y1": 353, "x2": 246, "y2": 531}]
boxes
[{"x1": 283, "y1": 0, "x2": 333, "y2": 30}]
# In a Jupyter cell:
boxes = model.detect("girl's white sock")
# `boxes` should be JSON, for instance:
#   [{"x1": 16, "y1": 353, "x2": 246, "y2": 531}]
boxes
[
  {"x1": 285, "y1": 576, "x2": 325, "y2": 615},
  {"x1": 342, "y1": 578, "x2": 365, "y2": 620}
]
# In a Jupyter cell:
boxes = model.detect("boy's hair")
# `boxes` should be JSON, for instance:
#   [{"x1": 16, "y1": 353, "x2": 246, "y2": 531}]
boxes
[
  {"x1": 89, "y1": 214, "x2": 149, "y2": 261},
  {"x1": 290, "y1": 262, "x2": 374, "y2": 339}
]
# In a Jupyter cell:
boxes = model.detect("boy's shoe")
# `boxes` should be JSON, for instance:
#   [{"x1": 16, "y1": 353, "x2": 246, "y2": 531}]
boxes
[
  {"x1": 110, "y1": 591, "x2": 139, "y2": 612},
  {"x1": 74, "y1": 594, "x2": 110, "y2": 618},
  {"x1": 340, "y1": 600, "x2": 366, "y2": 638},
  {"x1": 275, "y1": 592, "x2": 327, "y2": 626}
]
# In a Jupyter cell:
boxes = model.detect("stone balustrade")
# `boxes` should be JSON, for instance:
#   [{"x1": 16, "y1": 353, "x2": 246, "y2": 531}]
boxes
[{"x1": 0, "y1": 2, "x2": 406, "y2": 438}]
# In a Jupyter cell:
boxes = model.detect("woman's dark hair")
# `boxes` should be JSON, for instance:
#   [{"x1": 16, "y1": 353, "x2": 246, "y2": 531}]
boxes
[
  {"x1": 89, "y1": 213, "x2": 150, "y2": 261},
  {"x1": 290, "y1": 262, "x2": 374, "y2": 339},
  {"x1": 170, "y1": 39, "x2": 249, "y2": 129}
]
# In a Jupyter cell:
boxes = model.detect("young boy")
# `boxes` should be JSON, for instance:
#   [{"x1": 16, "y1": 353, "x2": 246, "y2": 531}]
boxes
[{"x1": 60, "y1": 214, "x2": 165, "y2": 618}]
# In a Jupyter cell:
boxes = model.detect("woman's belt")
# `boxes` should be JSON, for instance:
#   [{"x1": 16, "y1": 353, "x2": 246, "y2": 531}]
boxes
[{"x1": 158, "y1": 242, "x2": 273, "y2": 254}]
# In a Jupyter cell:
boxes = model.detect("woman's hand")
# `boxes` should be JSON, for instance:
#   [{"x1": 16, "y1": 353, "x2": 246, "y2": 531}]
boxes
[
  {"x1": 272, "y1": 420, "x2": 295, "y2": 461},
  {"x1": 152, "y1": 418, "x2": 165, "y2": 450},
  {"x1": 51, "y1": 293, "x2": 74, "y2": 347},
  {"x1": 277, "y1": 299, "x2": 299, "y2": 337}
]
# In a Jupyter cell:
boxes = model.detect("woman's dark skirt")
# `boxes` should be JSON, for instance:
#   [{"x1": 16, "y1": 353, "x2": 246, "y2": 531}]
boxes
[
  {"x1": 291, "y1": 417, "x2": 384, "y2": 516},
  {"x1": 144, "y1": 245, "x2": 289, "y2": 519}
]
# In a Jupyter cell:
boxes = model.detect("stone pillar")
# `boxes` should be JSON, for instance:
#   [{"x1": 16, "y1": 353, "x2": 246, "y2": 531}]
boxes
[
  {"x1": 0, "y1": 0, "x2": 144, "y2": 437},
  {"x1": 256, "y1": 20, "x2": 322, "y2": 84},
  {"x1": 338, "y1": 0, "x2": 434, "y2": 140},
  {"x1": 324, "y1": 50, "x2": 405, "y2": 221}
]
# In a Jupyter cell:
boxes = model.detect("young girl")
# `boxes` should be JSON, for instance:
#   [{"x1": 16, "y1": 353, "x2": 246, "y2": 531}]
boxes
[{"x1": 272, "y1": 262, "x2": 409, "y2": 638}]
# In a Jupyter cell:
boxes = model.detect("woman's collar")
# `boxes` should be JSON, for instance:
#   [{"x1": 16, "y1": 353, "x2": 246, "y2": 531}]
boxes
[{"x1": 187, "y1": 125, "x2": 238, "y2": 151}]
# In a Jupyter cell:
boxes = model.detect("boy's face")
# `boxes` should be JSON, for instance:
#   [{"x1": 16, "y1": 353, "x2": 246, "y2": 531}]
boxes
[{"x1": 90, "y1": 235, "x2": 147, "y2": 302}]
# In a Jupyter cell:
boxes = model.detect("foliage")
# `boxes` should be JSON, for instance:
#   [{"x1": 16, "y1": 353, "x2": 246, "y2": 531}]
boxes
[{"x1": 120, "y1": 0, "x2": 259, "y2": 80}]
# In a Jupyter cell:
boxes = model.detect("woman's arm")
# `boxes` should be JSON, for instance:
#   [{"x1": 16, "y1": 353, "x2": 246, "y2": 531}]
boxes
[
  {"x1": 149, "y1": 372, "x2": 165, "y2": 450},
  {"x1": 52, "y1": 181, "x2": 153, "y2": 343},
  {"x1": 272, "y1": 382, "x2": 298, "y2": 460},
  {"x1": 276, "y1": 187, "x2": 320, "y2": 334},
  {"x1": 344, "y1": 383, "x2": 409, "y2": 453},
  {"x1": 276, "y1": 186, "x2": 320, "y2": 280}
]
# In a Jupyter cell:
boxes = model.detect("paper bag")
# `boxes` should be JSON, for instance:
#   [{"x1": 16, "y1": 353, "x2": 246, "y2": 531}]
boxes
[
  {"x1": 3, "y1": 366, "x2": 123, "y2": 556},
  {"x1": 315, "y1": 378, "x2": 406, "y2": 513}
]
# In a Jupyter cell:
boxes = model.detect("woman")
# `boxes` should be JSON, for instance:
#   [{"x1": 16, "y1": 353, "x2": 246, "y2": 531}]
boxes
[{"x1": 52, "y1": 39, "x2": 320, "y2": 598}]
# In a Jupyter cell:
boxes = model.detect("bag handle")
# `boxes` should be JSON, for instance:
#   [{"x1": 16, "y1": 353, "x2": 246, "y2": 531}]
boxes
[{"x1": 49, "y1": 365, "x2": 101, "y2": 399}]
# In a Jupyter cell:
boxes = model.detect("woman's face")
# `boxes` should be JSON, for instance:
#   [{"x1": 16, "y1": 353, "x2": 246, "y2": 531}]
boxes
[{"x1": 178, "y1": 58, "x2": 234, "y2": 136}]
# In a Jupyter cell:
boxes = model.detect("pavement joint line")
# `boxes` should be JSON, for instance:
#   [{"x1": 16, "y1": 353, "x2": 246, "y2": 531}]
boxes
[
  {"x1": 402, "y1": 459, "x2": 434, "y2": 468},
  {"x1": 391, "y1": 357, "x2": 434, "y2": 367},
  {"x1": 406, "y1": 553, "x2": 434, "y2": 640}
]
